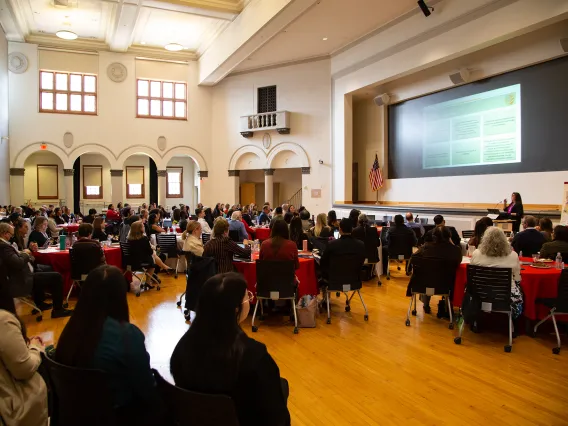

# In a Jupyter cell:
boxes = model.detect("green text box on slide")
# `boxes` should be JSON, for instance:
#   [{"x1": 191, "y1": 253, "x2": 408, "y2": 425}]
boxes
[
  {"x1": 451, "y1": 140, "x2": 481, "y2": 166},
  {"x1": 423, "y1": 142, "x2": 451, "y2": 168},
  {"x1": 483, "y1": 138, "x2": 517, "y2": 163}
]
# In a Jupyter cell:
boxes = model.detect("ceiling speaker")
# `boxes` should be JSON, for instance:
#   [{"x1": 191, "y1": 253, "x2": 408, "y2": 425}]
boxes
[
  {"x1": 373, "y1": 93, "x2": 391, "y2": 107},
  {"x1": 561, "y1": 38, "x2": 568, "y2": 53},
  {"x1": 449, "y1": 69, "x2": 471, "y2": 85}
]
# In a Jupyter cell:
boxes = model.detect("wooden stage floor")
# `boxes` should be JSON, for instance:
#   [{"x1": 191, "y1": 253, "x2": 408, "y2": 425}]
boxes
[{"x1": 23, "y1": 267, "x2": 568, "y2": 426}]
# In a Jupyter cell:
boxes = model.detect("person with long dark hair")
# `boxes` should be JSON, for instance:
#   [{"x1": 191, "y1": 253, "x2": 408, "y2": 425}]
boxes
[
  {"x1": 468, "y1": 217, "x2": 494, "y2": 249},
  {"x1": 503, "y1": 192, "x2": 524, "y2": 233},
  {"x1": 55, "y1": 265, "x2": 161, "y2": 425},
  {"x1": 260, "y1": 219, "x2": 299, "y2": 269},
  {"x1": 289, "y1": 216, "x2": 309, "y2": 251},
  {"x1": 348, "y1": 209, "x2": 360, "y2": 229},
  {"x1": 170, "y1": 273, "x2": 290, "y2": 426},
  {"x1": 204, "y1": 207, "x2": 214, "y2": 229},
  {"x1": 327, "y1": 210, "x2": 339, "y2": 230}
]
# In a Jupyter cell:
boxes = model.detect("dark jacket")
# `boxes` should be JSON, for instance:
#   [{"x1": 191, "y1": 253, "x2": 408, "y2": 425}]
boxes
[
  {"x1": 72, "y1": 239, "x2": 106, "y2": 268},
  {"x1": 127, "y1": 237, "x2": 154, "y2": 266},
  {"x1": 424, "y1": 226, "x2": 461, "y2": 247},
  {"x1": 257, "y1": 212, "x2": 270, "y2": 225},
  {"x1": 28, "y1": 230, "x2": 49, "y2": 248},
  {"x1": 536, "y1": 239, "x2": 568, "y2": 261},
  {"x1": 320, "y1": 235, "x2": 365, "y2": 278},
  {"x1": 92, "y1": 229, "x2": 108, "y2": 242},
  {"x1": 0, "y1": 240, "x2": 34, "y2": 297},
  {"x1": 511, "y1": 228, "x2": 546, "y2": 257},
  {"x1": 352, "y1": 225, "x2": 380, "y2": 262},
  {"x1": 184, "y1": 255, "x2": 217, "y2": 311},
  {"x1": 386, "y1": 225, "x2": 417, "y2": 258},
  {"x1": 504, "y1": 203, "x2": 524, "y2": 232},
  {"x1": 171, "y1": 334, "x2": 290, "y2": 426}
]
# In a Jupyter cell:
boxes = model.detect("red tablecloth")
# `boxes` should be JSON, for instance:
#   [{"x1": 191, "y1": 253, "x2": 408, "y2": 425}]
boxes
[
  {"x1": 60, "y1": 224, "x2": 79, "y2": 233},
  {"x1": 254, "y1": 227, "x2": 271, "y2": 241},
  {"x1": 34, "y1": 246, "x2": 123, "y2": 294},
  {"x1": 453, "y1": 258, "x2": 562, "y2": 320},
  {"x1": 233, "y1": 254, "x2": 318, "y2": 302}
]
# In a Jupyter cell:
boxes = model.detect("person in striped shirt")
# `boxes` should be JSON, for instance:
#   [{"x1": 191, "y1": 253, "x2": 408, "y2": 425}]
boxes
[{"x1": 204, "y1": 218, "x2": 251, "y2": 273}]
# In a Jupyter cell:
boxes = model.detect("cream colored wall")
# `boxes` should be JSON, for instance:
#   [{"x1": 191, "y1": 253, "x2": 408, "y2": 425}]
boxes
[
  {"x1": 166, "y1": 157, "x2": 196, "y2": 210},
  {"x1": 273, "y1": 168, "x2": 302, "y2": 207},
  {"x1": 79, "y1": 153, "x2": 111, "y2": 202},
  {"x1": 0, "y1": 28, "x2": 8, "y2": 205},
  {"x1": 23, "y1": 151, "x2": 64, "y2": 204},
  {"x1": 123, "y1": 155, "x2": 150, "y2": 206}
]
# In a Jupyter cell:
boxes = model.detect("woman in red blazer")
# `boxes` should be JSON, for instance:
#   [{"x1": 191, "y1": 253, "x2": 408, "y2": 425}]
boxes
[{"x1": 259, "y1": 219, "x2": 299, "y2": 270}]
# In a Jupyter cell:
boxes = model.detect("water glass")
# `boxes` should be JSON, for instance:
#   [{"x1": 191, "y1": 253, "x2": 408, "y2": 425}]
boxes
[{"x1": 532, "y1": 253, "x2": 540, "y2": 263}]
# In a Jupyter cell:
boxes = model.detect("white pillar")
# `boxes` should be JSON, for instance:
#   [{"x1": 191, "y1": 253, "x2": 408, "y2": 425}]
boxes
[
  {"x1": 9, "y1": 168, "x2": 25, "y2": 207},
  {"x1": 110, "y1": 169, "x2": 124, "y2": 206},
  {"x1": 63, "y1": 169, "x2": 74, "y2": 210},
  {"x1": 228, "y1": 170, "x2": 240, "y2": 204},
  {"x1": 264, "y1": 168, "x2": 274, "y2": 207},
  {"x1": 157, "y1": 169, "x2": 167, "y2": 207}
]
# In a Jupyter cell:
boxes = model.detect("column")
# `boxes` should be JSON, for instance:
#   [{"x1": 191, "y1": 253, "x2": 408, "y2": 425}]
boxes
[
  {"x1": 110, "y1": 169, "x2": 124, "y2": 206},
  {"x1": 63, "y1": 169, "x2": 74, "y2": 209},
  {"x1": 228, "y1": 170, "x2": 240, "y2": 204},
  {"x1": 9, "y1": 168, "x2": 25, "y2": 207},
  {"x1": 264, "y1": 168, "x2": 274, "y2": 207},
  {"x1": 157, "y1": 169, "x2": 167, "y2": 207}
]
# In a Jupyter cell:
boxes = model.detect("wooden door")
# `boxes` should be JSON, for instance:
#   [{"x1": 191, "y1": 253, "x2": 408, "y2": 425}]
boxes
[{"x1": 240, "y1": 183, "x2": 256, "y2": 205}]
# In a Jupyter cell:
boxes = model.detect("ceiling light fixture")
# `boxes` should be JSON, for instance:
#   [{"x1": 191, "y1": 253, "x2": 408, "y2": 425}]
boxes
[
  {"x1": 165, "y1": 43, "x2": 183, "y2": 52},
  {"x1": 322, "y1": 37, "x2": 328, "y2": 41},
  {"x1": 56, "y1": 30, "x2": 78, "y2": 40}
]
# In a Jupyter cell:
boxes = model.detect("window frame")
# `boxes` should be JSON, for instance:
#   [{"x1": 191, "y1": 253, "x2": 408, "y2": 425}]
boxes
[
  {"x1": 39, "y1": 70, "x2": 98, "y2": 115},
  {"x1": 257, "y1": 85, "x2": 277, "y2": 114},
  {"x1": 37, "y1": 164, "x2": 59, "y2": 200},
  {"x1": 126, "y1": 166, "x2": 145, "y2": 199},
  {"x1": 166, "y1": 167, "x2": 183, "y2": 198},
  {"x1": 136, "y1": 78, "x2": 187, "y2": 121},
  {"x1": 82, "y1": 165, "x2": 103, "y2": 200}
]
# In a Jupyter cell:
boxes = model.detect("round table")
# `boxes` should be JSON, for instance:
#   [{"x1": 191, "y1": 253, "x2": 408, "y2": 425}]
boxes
[
  {"x1": 254, "y1": 227, "x2": 271, "y2": 241},
  {"x1": 34, "y1": 246, "x2": 122, "y2": 294},
  {"x1": 233, "y1": 253, "x2": 318, "y2": 302},
  {"x1": 60, "y1": 224, "x2": 79, "y2": 234},
  {"x1": 453, "y1": 257, "x2": 563, "y2": 320}
]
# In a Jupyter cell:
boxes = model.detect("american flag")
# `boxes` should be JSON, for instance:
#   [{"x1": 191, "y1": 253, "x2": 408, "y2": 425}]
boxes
[{"x1": 369, "y1": 154, "x2": 384, "y2": 191}]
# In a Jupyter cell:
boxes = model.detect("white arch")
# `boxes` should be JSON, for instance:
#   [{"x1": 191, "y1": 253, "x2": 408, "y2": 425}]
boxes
[
  {"x1": 116, "y1": 145, "x2": 164, "y2": 169},
  {"x1": 68, "y1": 144, "x2": 119, "y2": 169},
  {"x1": 13, "y1": 143, "x2": 72, "y2": 169},
  {"x1": 267, "y1": 142, "x2": 309, "y2": 168},
  {"x1": 162, "y1": 146, "x2": 207, "y2": 171},
  {"x1": 228, "y1": 145, "x2": 267, "y2": 170}
]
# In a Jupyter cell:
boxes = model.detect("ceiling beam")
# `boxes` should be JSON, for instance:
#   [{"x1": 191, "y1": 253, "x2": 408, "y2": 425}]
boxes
[
  {"x1": 107, "y1": 0, "x2": 143, "y2": 52},
  {"x1": 149, "y1": 0, "x2": 243, "y2": 15},
  {"x1": 0, "y1": 0, "x2": 30, "y2": 42},
  {"x1": 142, "y1": 0, "x2": 237, "y2": 21}
]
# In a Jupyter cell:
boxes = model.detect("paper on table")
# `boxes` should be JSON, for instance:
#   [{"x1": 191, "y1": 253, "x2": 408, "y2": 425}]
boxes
[{"x1": 461, "y1": 256, "x2": 471, "y2": 264}]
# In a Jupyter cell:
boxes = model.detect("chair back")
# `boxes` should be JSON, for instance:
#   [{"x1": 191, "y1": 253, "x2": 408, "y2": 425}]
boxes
[
  {"x1": 202, "y1": 233, "x2": 211, "y2": 245},
  {"x1": 185, "y1": 255, "x2": 217, "y2": 311},
  {"x1": 41, "y1": 353, "x2": 117, "y2": 426},
  {"x1": 153, "y1": 369, "x2": 239, "y2": 426},
  {"x1": 157, "y1": 233, "x2": 179, "y2": 258},
  {"x1": 119, "y1": 241, "x2": 142, "y2": 271},
  {"x1": 69, "y1": 246, "x2": 102, "y2": 281},
  {"x1": 418, "y1": 218, "x2": 428, "y2": 225},
  {"x1": 387, "y1": 228, "x2": 414, "y2": 259},
  {"x1": 228, "y1": 230, "x2": 240, "y2": 242},
  {"x1": 462, "y1": 230, "x2": 474, "y2": 239},
  {"x1": 466, "y1": 265, "x2": 512, "y2": 312},
  {"x1": 310, "y1": 236, "x2": 330, "y2": 254},
  {"x1": 409, "y1": 256, "x2": 458, "y2": 295},
  {"x1": 256, "y1": 260, "x2": 296, "y2": 299},
  {"x1": 327, "y1": 253, "x2": 364, "y2": 291},
  {"x1": 556, "y1": 269, "x2": 568, "y2": 313},
  {"x1": 118, "y1": 223, "x2": 130, "y2": 243}
]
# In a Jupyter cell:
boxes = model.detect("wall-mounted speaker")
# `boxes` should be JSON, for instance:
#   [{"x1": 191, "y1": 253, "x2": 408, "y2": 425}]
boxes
[
  {"x1": 449, "y1": 69, "x2": 471, "y2": 85},
  {"x1": 373, "y1": 93, "x2": 391, "y2": 106},
  {"x1": 561, "y1": 38, "x2": 568, "y2": 53}
]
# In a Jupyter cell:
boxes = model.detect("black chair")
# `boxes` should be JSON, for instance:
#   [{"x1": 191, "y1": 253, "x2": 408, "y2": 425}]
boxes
[
  {"x1": 67, "y1": 245, "x2": 104, "y2": 307},
  {"x1": 201, "y1": 233, "x2": 211, "y2": 245},
  {"x1": 405, "y1": 257, "x2": 458, "y2": 329},
  {"x1": 323, "y1": 253, "x2": 368, "y2": 324},
  {"x1": 310, "y1": 236, "x2": 330, "y2": 255},
  {"x1": 228, "y1": 230, "x2": 240, "y2": 242},
  {"x1": 252, "y1": 260, "x2": 298, "y2": 334},
  {"x1": 183, "y1": 255, "x2": 217, "y2": 321},
  {"x1": 532, "y1": 269, "x2": 568, "y2": 354},
  {"x1": 455, "y1": 265, "x2": 513, "y2": 352},
  {"x1": 41, "y1": 353, "x2": 117, "y2": 426},
  {"x1": 157, "y1": 233, "x2": 181, "y2": 279},
  {"x1": 386, "y1": 232, "x2": 414, "y2": 280},
  {"x1": 362, "y1": 240, "x2": 381, "y2": 285},
  {"x1": 152, "y1": 369, "x2": 239, "y2": 426},
  {"x1": 119, "y1": 241, "x2": 160, "y2": 296},
  {"x1": 462, "y1": 230, "x2": 474, "y2": 239}
]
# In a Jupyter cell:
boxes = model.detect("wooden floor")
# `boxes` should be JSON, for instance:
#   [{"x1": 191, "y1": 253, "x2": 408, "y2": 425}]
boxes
[{"x1": 23, "y1": 267, "x2": 568, "y2": 426}]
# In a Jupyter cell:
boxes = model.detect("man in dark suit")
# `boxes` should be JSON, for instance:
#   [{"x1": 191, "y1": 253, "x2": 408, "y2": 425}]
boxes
[
  {"x1": 352, "y1": 213, "x2": 380, "y2": 263},
  {"x1": 386, "y1": 214, "x2": 417, "y2": 275},
  {"x1": 257, "y1": 205, "x2": 271, "y2": 225},
  {"x1": 320, "y1": 218, "x2": 365, "y2": 280},
  {"x1": 72, "y1": 223, "x2": 106, "y2": 266},
  {"x1": 425, "y1": 214, "x2": 461, "y2": 246},
  {"x1": 511, "y1": 215, "x2": 546, "y2": 257}
]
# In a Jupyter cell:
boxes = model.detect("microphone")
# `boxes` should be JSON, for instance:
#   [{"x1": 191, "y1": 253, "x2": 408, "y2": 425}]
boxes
[{"x1": 415, "y1": 214, "x2": 419, "y2": 223}]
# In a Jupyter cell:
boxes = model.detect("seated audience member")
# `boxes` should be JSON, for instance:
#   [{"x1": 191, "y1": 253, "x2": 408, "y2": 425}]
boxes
[
  {"x1": 405, "y1": 212, "x2": 425, "y2": 236},
  {"x1": 270, "y1": 207, "x2": 284, "y2": 228},
  {"x1": 311, "y1": 213, "x2": 333, "y2": 238},
  {"x1": 282, "y1": 203, "x2": 289, "y2": 214},
  {"x1": 105, "y1": 204, "x2": 121, "y2": 222},
  {"x1": 0, "y1": 223, "x2": 72, "y2": 318},
  {"x1": 539, "y1": 225, "x2": 568, "y2": 260},
  {"x1": 122, "y1": 206, "x2": 132, "y2": 221},
  {"x1": 53, "y1": 207, "x2": 66, "y2": 225},
  {"x1": 92, "y1": 217, "x2": 108, "y2": 242},
  {"x1": 283, "y1": 212, "x2": 294, "y2": 225},
  {"x1": 72, "y1": 223, "x2": 106, "y2": 266},
  {"x1": 386, "y1": 214, "x2": 418, "y2": 255},
  {"x1": 148, "y1": 213, "x2": 165, "y2": 235},
  {"x1": 119, "y1": 215, "x2": 139, "y2": 243},
  {"x1": 300, "y1": 209, "x2": 311, "y2": 232},
  {"x1": 178, "y1": 218, "x2": 188, "y2": 233},
  {"x1": 289, "y1": 216, "x2": 309, "y2": 251},
  {"x1": 0, "y1": 284, "x2": 48, "y2": 426},
  {"x1": 239, "y1": 212, "x2": 255, "y2": 240},
  {"x1": 83, "y1": 208, "x2": 97, "y2": 224},
  {"x1": 242, "y1": 205, "x2": 254, "y2": 227},
  {"x1": 171, "y1": 273, "x2": 290, "y2": 426},
  {"x1": 259, "y1": 220, "x2": 300, "y2": 269},
  {"x1": 172, "y1": 208, "x2": 181, "y2": 224},
  {"x1": 55, "y1": 265, "x2": 162, "y2": 425},
  {"x1": 204, "y1": 218, "x2": 251, "y2": 273},
  {"x1": 61, "y1": 206, "x2": 72, "y2": 223},
  {"x1": 470, "y1": 227, "x2": 523, "y2": 318},
  {"x1": 327, "y1": 210, "x2": 340, "y2": 230},
  {"x1": 320, "y1": 218, "x2": 366, "y2": 280},
  {"x1": 47, "y1": 212, "x2": 63, "y2": 239},
  {"x1": 196, "y1": 208, "x2": 212, "y2": 234},
  {"x1": 352, "y1": 213, "x2": 381, "y2": 261},
  {"x1": 28, "y1": 216, "x2": 50, "y2": 248},
  {"x1": 408, "y1": 226, "x2": 462, "y2": 313},
  {"x1": 468, "y1": 217, "x2": 494, "y2": 248},
  {"x1": 425, "y1": 215, "x2": 460, "y2": 246},
  {"x1": 12, "y1": 218, "x2": 31, "y2": 252},
  {"x1": 182, "y1": 221, "x2": 204, "y2": 257},
  {"x1": 203, "y1": 207, "x2": 214, "y2": 229},
  {"x1": 538, "y1": 217, "x2": 554, "y2": 243},
  {"x1": 127, "y1": 221, "x2": 158, "y2": 279},
  {"x1": 228, "y1": 211, "x2": 248, "y2": 242},
  {"x1": 348, "y1": 209, "x2": 361, "y2": 229},
  {"x1": 289, "y1": 205, "x2": 296, "y2": 214},
  {"x1": 257, "y1": 205, "x2": 271, "y2": 225},
  {"x1": 511, "y1": 215, "x2": 546, "y2": 257}
]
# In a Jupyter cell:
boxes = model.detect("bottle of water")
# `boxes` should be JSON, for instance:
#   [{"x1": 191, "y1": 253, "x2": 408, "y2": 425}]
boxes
[
  {"x1": 107, "y1": 234, "x2": 112, "y2": 247},
  {"x1": 556, "y1": 252, "x2": 563, "y2": 270},
  {"x1": 519, "y1": 250, "x2": 523, "y2": 259}
]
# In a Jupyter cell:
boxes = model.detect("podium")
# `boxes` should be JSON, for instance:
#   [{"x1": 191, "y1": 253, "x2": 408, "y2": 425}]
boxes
[{"x1": 494, "y1": 220, "x2": 515, "y2": 233}]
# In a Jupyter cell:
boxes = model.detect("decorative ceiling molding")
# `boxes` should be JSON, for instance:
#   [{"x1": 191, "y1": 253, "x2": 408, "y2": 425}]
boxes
[{"x1": 150, "y1": 0, "x2": 244, "y2": 15}]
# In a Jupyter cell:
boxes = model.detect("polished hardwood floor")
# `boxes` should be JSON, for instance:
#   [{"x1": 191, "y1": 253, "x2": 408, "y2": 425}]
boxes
[{"x1": 22, "y1": 267, "x2": 568, "y2": 426}]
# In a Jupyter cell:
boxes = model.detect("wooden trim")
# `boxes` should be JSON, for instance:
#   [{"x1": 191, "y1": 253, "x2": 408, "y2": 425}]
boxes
[
  {"x1": 39, "y1": 70, "x2": 98, "y2": 115},
  {"x1": 136, "y1": 78, "x2": 187, "y2": 121},
  {"x1": 125, "y1": 166, "x2": 145, "y2": 199},
  {"x1": 37, "y1": 164, "x2": 59, "y2": 200},
  {"x1": 166, "y1": 166, "x2": 183, "y2": 198},
  {"x1": 82, "y1": 165, "x2": 103, "y2": 199},
  {"x1": 335, "y1": 200, "x2": 561, "y2": 211}
]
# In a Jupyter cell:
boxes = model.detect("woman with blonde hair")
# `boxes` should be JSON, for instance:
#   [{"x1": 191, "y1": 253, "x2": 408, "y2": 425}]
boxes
[
  {"x1": 470, "y1": 227, "x2": 523, "y2": 318},
  {"x1": 128, "y1": 221, "x2": 172, "y2": 278},
  {"x1": 182, "y1": 221, "x2": 204, "y2": 257},
  {"x1": 311, "y1": 213, "x2": 332, "y2": 238}
]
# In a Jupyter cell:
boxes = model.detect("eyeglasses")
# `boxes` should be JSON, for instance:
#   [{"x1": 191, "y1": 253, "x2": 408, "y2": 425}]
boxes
[{"x1": 242, "y1": 290, "x2": 254, "y2": 304}]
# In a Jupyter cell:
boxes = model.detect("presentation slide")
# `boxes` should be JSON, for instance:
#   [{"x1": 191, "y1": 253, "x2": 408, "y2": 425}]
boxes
[{"x1": 422, "y1": 84, "x2": 521, "y2": 169}]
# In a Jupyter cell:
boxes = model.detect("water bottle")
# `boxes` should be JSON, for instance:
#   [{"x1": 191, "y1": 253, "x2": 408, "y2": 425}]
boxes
[
  {"x1": 519, "y1": 250, "x2": 523, "y2": 259},
  {"x1": 556, "y1": 252, "x2": 563, "y2": 270},
  {"x1": 107, "y1": 235, "x2": 112, "y2": 247}
]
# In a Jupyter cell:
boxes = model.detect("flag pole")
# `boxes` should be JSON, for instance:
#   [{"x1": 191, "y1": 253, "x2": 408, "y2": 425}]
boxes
[{"x1": 375, "y1": 150, "x2": 380, "y2": 205}]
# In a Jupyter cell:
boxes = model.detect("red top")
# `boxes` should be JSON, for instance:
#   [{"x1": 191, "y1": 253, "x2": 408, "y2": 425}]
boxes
[
  {"x1": 259, "y1": 238, "x2": 299, "y2": 270},
  {"x1": 105, "y1": 209, "x2": 121, "y2": 221},
  {"x1": 241, "y1": 219, "x2": 255, "y2": 240}
]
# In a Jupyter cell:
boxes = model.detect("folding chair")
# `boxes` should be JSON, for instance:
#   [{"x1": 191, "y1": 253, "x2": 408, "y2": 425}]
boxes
[
  {"x1": 9, "y1": 268, "x2": 43, "y2": 322},
  {"x1": 323, "y1": 253, "x2": 368, "y2": 324},
  {"x1": 66, "y1": 246, "x2": 104, "y2": 307},
  {"x1": 454, "y1": 265, "x2": 513, "y2": 352},
  {"x1": 152, "y1": 369, "x2": 239, "y2": 426},
  {"x1": 252, "y1": 260, "x2": 299, "y2": 334},
  {"x1": 201, "y1": 233, "x2": 211, "y2": 245},
  {"x1": 363, "y1": 245, "x2": 382, "y2": 286},
  {"x1": 405, "y1": 256, "x2": 457, "y2": 329},
  {"x1": 157, "y1": 233, "x2": 181, "y2": 279},
  {"x1": 386, "y1": 233, "x2": 414, "y2": 280},
  {"x1": 532, "y1": 269, "x2": 568, "y2": 354},
  {"x1": 119, "y1": 241, "x2": 160, "y2": 297},
  {"x1": 228, "y1": 230, "x2": 240, "y2": 242},
  {"x1": 462, "y1": 230, "x2": 474, "y2": 239}
]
